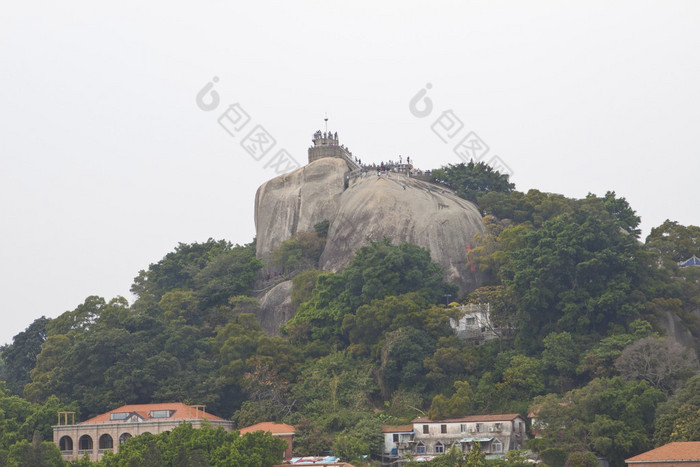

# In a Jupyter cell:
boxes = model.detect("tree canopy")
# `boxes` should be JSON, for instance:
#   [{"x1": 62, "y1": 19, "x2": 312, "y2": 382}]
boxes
[{"x1": 429, "y1": 161, "x2": 515, "y2": 204}]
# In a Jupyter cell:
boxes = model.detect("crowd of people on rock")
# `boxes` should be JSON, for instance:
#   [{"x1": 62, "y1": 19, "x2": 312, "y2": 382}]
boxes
[{"x1": 353, "y1": 154, "x2": 432, "y2": 178}]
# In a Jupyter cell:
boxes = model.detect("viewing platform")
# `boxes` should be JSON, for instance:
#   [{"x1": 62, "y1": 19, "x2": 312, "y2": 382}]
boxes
[{"x1": 308, "y1": 130, "x2": 360, "y2": 170}]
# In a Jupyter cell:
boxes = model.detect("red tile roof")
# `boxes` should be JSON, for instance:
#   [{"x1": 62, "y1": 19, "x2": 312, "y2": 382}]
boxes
[
  {"x1": 79, "y1": 403, "x2": 226, "y2": 424},
  {"x1": 381, "y1": 424, "x2": 414, "y2": 433},
  {"x1": 626, "y1": 442, "x2": 700, "y2": 463},
  {"x1": 412, "y1": 414, "x2": 523, "y2": 423},
  {"x1": 239, "y1": 422, "x2": 295, "y2": 435}
]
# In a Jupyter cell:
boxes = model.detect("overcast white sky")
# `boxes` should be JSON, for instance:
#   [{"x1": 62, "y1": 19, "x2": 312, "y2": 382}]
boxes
[{"x1": 1, "y1": 1, "x2": 698, "y2": 346}]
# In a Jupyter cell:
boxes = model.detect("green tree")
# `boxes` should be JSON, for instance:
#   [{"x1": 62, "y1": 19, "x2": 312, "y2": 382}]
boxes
[
  {"x1": 331, "y1": 417, "x2": 383, "y2": 465},
  {"x1": 0, "y1": 316, "x2": 50, "y2": 396},
  {"x1": 424, "y1": 336, "x2": 476, "y2": 387},
  {"x1": 376, "y1": 327, "x2": 436, "y2": 399},
  {"x1": 654, "y1": 374, "x2": 700, "y2": 445},
  {"x1": 288, "y1": 239, "x2": 456, "y2": 340},
  {"x1": 578, "y1": 319, "x2": 656, "y2": 378},
  {"x1": 0, "y1": 384, "x2": 75, "y2": 463},
  {"x1": 101, "y1": 423, "x2": 286, "y2": 467},
  {"x1": 565, "y1": 451, "x2": 599, "y2": 467},
  {"x1": 497, "y1": 355, "x2": 544, "y2": 401},
  {"x1": 341, "y1": 292, "x2": 429, "y2": 356},
  {"x1": 269, "y1": 230, "x2": 325, "y2": 274},
  {"x1": 314, "y1": 219, "x2": 330, "y2": 238},
  {"x1": 292, "y1": 351, "x2": 377, "y2": 417},
  {"x1": 193, "y1": 242, "x2": 262, "y2": 308},
  {"x1": 332, "y1": 433, "x2": 368, "y2": 463},
  {"x1": 646, "y1": 220, "x2": 700, "y2": 262},
  {"x1": 293, "y1": 419, "x2": 334, "y2": 457},
  {"x1": 4, "y1": 432, "x2": 64, "y2": 467},
  {"x1": 291, "y1": 270, "x2": 322, "y2": 311},
  {"x1": 429, "y1": 161, "x2": 515, "y2": 204},
  {"x1": 542, "y1": 331, "x2": 579, "y2": 391},
  {"x1": 477, "y1": 189, "x2": 574, "y2": 228},
  {"x1": 340, "y1": 239, "x2": 455, "y2": 312},
  {"x1": 429, "y1": 380, "x2": 474, "y2": 419},
  {"x1": 131, "y1": 240, "x2": 231, "y2": 302},
  {"x1": 500, "y1": 202, "x2": 645, "y2": 347},
  {"x1": 531, "y1": 377, "x2": 665, "y2": 467},
  {"x1": 586, "y1": 191, "x2": 641, "y2": 237}
]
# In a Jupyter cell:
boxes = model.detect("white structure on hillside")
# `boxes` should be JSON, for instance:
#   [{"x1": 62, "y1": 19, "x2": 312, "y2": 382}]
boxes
[{"x1": 450, "y1": 303, "x2": 499, "y2": 341}]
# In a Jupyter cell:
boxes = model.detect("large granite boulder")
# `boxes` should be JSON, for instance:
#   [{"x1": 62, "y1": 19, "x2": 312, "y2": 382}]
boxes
[
  {"x1": 255, "y1": 158, "x2": 485, "y2": 294},
  {"x1": 318, "y1": 174, "x2": 484, "y2": 291},
  {"x1": 256, "y1": 280, "x2": 294, "y2": 336},
  {"x1": 255, "y1": 158, "x2": 348, "y2": 259}
]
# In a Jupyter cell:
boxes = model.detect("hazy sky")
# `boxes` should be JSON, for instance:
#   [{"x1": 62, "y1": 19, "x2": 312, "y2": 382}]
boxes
[{"x1": 1, "y1": 1, "x2": 699, "y2": 346}]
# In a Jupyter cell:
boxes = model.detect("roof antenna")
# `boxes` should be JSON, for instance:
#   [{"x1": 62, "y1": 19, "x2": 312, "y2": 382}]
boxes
[{"x1": 324, "y1": 113, "x2": 328, "y2": 133}]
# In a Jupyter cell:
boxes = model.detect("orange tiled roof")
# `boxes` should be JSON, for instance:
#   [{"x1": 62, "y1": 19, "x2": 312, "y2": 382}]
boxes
[
  {"x1": 412, "y1": 413, "x2": 523, "y2": 423},
  {"x1": 382, "y1": 424, "x2": 414, "y2": 433},
  {"x1": 239, "y1": 422, "x2": 295, "y2": 435},
  {"x1": 79, "y1": 403, "x2": 226, "y2": 424},
  {"x1": 626, "y1": 442, "x2": 700, "y2": 463}
]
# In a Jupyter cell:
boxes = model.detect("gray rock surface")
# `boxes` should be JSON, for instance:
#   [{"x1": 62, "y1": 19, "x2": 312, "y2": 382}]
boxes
[
  {"x1": 256, "y1": 280, "x2": 294, "y2": 336},
  {"x1": 255, "y1": 158, "x2": 347, "y2": 259},
  {"x1": 658, "y1": 309, "x2": 700, "y2": 356},
  {"x1": 255, "y1": 157, "x2": 485, "y2": 294},
  {"x1": 319, "y1": 173, "x2": 484, "y2": 292}
]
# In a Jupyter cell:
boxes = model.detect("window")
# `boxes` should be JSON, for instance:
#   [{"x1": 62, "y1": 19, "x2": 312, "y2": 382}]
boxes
[
  {"x1": 59, "y1": 436, "x2": 73, "y2": 452},
  {"x1": 476, "y1": 423, "x2": 481, "y2": 433},
  {"x1": 492, "y1": 439, "x2": 503, "y2": 453},
  {"x1": 460, "y1": 424, "x2": 467, "y2": 433},
  {"x1": 149, "y1": 410, "x2": 173, "y2": 418},
  {"x1": 99, "y1": 434, "x2": 113, "y2": 449},
  {"x1": 110, "y1": 412, "x2": 129, "y2": 421},
  {"x1": 435, "y1": 442, "x2": 444, "y2": 454},
  {"x1": 465, "y1": 317, "x2": 476, "y2": 325},
  {"x1": 423, "y1": 425, "x2": 429, "y2": 434},
  {"x1": 393, "y1": 434, "x2": 399, "y2": 442},
  {"x1": 441, "y1": 424, "x2": 447, "y2": 434},
  {"x1": 416, "y1": 442, "x2": 426, "y2": 454},
  {"x1": 78, "y1": 435, "x2": 93, "y2": 451}
]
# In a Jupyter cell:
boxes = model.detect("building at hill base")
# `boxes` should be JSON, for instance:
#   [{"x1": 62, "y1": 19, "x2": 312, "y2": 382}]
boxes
[{"x1": 53, "y1": 403, "x2": 233, "y2": 462}]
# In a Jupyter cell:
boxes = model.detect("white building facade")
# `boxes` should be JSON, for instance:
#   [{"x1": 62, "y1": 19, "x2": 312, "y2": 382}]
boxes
[{"x1": 381, "y1": 414, "x2": 527, "y2": 465}]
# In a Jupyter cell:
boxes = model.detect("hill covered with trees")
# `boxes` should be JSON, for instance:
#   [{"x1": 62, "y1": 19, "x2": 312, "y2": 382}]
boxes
[{"x1": 1, "y1": 161, "x2": 699, "y2": 466}]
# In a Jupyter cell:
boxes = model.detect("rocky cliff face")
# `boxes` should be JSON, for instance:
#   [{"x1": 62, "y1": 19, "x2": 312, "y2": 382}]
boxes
[
  {"x1": 255, "y1": 157, "x2": 484, "y2": 293},
  {"x1": 319, "y1": 173, "x2": 484, "y2": 291},
  {"x1": 255, "y1": 158, "x2": 348, "y2": 260}
]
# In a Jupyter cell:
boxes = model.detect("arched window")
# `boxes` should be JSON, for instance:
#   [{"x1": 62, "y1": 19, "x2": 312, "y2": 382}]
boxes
[
  {"x1": 435, "y1": 442, "x2": 444, "y2": 454},
  {"x1": 59, "y1": 436, "x2": 73, "y2": 452},
  {"x1": 492, "y1": 439, "x2": 503, "y2": 453},
  {"x1": 416, "y1": 442, "x2": 426, "y2": 454},
  {"x1": 99, "y1": 434, "x2": 113, "y2": 449},
  {"x1": 78, "y1": 435, "x2": 93, "y2": 451},
  {"x1": 119, "y1": 433, "x2": 132, "y2": 445}
]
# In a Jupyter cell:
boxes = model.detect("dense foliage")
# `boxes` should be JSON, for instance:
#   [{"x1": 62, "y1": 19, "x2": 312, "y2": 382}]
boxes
[
  {"x1": 99, "y1": 423, "x2": 287, "y2": 467},
  {"x1": 429, "y1": 161, "x2": 515, "y2": 204},
  {"x1": 1, "y1": 168, "x2": 699, "y2": 466}
]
